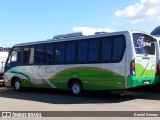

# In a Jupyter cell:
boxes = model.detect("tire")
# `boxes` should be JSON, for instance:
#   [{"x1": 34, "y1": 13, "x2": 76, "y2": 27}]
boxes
[
  {"x1": 70, "y1": 80, "x2": 83, "y2": 96},
  {"x1": 14, "y1": 79, "x2": 22, "y2": 91}
]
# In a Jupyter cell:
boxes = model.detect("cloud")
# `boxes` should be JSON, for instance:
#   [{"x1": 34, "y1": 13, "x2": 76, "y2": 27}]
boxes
[
  {"x1": 115, "y1": 0, "x2": 160, "y2": 24},
  {"x1": 72, "y1": 27, "x2": 114, "y2": 35}
]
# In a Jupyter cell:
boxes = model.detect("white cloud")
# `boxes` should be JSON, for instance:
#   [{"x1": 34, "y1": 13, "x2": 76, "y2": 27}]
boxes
[
  {"x1": 72, "y1": 27, "x2": 114, "y2": 35},
  {"x1": 115, "y1": 0, "x2": 160, "y2": 24}
]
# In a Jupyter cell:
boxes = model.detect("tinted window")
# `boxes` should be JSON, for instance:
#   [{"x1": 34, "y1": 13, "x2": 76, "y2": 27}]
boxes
[
  {"x1": 78, "y1": 40, "x2": 88, "y2": 63},
  {"x1": 102, "y1": 37, "x2": 112, "y2": 62},
  {"x1": 35, "y1": 45, "x2": 44, "y2": 64},
  {"x1": 12, "y1": 48, "x2": 21, "y2": 64},
  {"x1": 55, "y1": 42, "x2": 65, "y2": 64},
  {"x1": 112, "y1": 36, "x2": 125, "y2": 61},
  {"x1": 6, "y1": 47, "x2": 21, "y2": 67},
  {"x1": 65, "y1": 41, "x2": 76, "y2": 63},
  {"x1": 23, "y1": 47, "x2": 30, "y2": 64},
  {"x1": 133, "y1": 33, "x2": 155, "y2": 55},
  {"x1": 45, "y1": 44, "x2": 54, "y2": 64},
  {"x1": 88, "y1": 39, "x2": 99, "y2": 62}
]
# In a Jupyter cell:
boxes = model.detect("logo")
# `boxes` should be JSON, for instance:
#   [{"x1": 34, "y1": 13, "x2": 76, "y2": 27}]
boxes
[
  {"x1": 137, "y1": 36, "x2": 151, "y2": 47},
  {"x1": 1, "y1": 112, "x2": 42, "y2": 118},
  {"x1": 2, "y1": 112, "x2": 12, "y2": 117}
]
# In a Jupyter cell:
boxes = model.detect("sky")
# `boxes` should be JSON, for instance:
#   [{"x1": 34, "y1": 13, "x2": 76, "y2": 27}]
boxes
[{"x1": 0, "y1": 0, "x2": 160, "y2": 47}]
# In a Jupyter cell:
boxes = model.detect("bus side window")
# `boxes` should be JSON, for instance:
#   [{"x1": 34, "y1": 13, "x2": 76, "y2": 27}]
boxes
[
  {"x1": 88, "y1": 39, "x2": 99, "y2": 63},
  {"x1": 112, "y1": 36, "x2": 125, "y2": 62},
  {"x1": 35, "y1": 45, "x2": 44, "y2": 64},
  {"x1": 23, "y1": 47, "x2": 30, "y2": 65},
  {"x1": 7, "y1": 48, "x2": 21, "y2": 66},
  {"x1": 77, "y1": 40, "x2": 88, "y2": 63},
  {"x1": 65, "y1": 41, "x2": 76, "y2": 63},
  {"x1": 101, "y1": 37, "x2": 112, "y2": 62},
  {"x1": 45, "y1": 44, "x2": 54, "y2": 64},
  {"x1": 55, "y1": 42, "x2": 65, "y2": 64},
  {"x1": 22, "y1": 47, "x2": 34, "y2": 65}
]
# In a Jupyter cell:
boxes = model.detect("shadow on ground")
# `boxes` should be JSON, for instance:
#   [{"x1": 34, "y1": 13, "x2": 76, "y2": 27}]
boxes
[
  {"x1": 0, "y1": 86, "x2": 137, "y2": 104},
  {"x1": 125, "y1": 85, "x2": 160, "y2": 101},
  {"x1": 0, "y1": 84, "x2": 160, "y2": 104}
]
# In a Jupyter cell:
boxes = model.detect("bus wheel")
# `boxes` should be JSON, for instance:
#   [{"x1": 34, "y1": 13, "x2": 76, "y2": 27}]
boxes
[
  {"x1": 14, "y1": 79, "x2": 21, "y2": 91},
  {"x1": 70, "y1": 80, "x2": 83, "y2": 96}
]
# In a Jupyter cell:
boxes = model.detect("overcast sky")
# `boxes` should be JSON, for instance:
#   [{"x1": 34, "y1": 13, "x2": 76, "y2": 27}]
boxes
[{"x1": 0, "y1": 0, "x2": 159, "y2": 47}]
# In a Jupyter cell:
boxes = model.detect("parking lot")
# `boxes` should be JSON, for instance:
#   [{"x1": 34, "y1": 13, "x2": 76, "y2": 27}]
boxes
[
  {"x1": 0, "y1": 84, "x2": 160, "y2": 111},
  {"x1": 0, "y1": 84, "x2": 160, "y2": 120}
]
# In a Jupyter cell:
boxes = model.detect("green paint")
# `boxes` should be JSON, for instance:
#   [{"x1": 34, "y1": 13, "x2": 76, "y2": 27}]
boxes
[
  {"x1": 50, "y1": 68, "x2": 126, "y2": 90},
  {"x1": 128, "y1": 63, "x2": 156, "y2": 88},
  {"x1": 11, "y1": 66, "x2": 156, "y2": 90},
  {"x1": 127, "y1": 75, "x2": 155, "y2": 88},
  {"x1": 11, "y1": 71, "x2": 31, "y2": 80},
  {"x1": 154, "y1": 75, "x2": 160, "y2": 85},
  {"x1": 135, "y1": 63, "x2": 155, "y2": 78},
  {"x1": 20, "y1": 79, "x2": 51, "y2": 88}
]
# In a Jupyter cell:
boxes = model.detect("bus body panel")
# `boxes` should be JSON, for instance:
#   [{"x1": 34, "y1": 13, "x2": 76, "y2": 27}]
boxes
[
  {"x1": 4, "y1": 61, "x2": 126, "y2": 90},
  {"x1": 4, "y1": 31, "x2": 156, "y2": 91}
]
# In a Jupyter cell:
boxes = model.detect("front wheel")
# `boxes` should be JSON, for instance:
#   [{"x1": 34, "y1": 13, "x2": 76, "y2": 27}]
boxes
[
  {"x1": 14, "y1": 79, "x2": 22, "y2": 91},
  {"x1": 70, "y1": 80, "x2": 83, "y2": 96}
]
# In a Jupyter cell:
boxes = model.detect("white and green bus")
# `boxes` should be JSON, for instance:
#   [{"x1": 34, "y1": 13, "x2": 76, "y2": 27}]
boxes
[
  {"x1": 3, "y1": 31, "x2": 156, "y2": 95},
  {"x1": 152, "y1": 36, "x2": 160, "y2": 84}
]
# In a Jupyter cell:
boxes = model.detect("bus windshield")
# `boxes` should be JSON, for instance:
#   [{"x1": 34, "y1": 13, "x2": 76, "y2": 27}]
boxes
[{"x1": 133, "y1": 33, "x2": 155, "y2": 55}]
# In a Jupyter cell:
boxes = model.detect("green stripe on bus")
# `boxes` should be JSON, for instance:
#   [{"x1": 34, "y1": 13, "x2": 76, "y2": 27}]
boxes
[
  {"x1": 135, "y1": 63, "x2": 155, "y2": 78},
  {"x1": 50, "y1": 67, "x2": 126, "y2": 90},
  {"x1": 11, "y1": 71, "x2": 31, "y2": 80}
]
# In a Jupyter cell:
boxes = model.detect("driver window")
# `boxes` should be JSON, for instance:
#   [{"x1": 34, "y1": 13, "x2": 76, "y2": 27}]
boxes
[{"x1": 7, "y1": 47, "x2": 21, "y2": 66}]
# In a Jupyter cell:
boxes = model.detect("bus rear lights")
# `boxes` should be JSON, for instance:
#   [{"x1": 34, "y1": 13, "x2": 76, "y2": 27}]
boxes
[
  {"x1": 130, "y1": 60, "x2": 135, "y2": 75},
  {"x1": 0, "y1": 79, "x2": 4, "y2": 82},
  {"x1": 144, "y1": 81, "x2": 149, "y2": 85},
  {"x1": 156, "y1": 63, "x2": 160, "y2": 75}
]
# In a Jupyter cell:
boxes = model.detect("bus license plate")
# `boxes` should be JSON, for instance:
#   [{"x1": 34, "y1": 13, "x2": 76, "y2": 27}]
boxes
[{"x1": 144, "y1": 81, "x2": 149, "y2": 85}]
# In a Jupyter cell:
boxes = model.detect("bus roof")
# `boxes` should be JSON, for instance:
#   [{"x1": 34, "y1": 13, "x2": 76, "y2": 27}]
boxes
[
  {"x1": 0, "y1": 47, "x2": 11, "y2": 52},
  {"x1": 13, "y1": 30, "x2": 148, "y2": 47}
]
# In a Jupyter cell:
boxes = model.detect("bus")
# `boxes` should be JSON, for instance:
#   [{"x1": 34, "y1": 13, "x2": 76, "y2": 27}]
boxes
[
  {"x1": 152, "y1": 36, "x2": 160, "y2": 84},
  {"x1": 3, "y1": 31, "x2": 156, "y2": 95},
  {"x1": 0, "y1": 47, "x2": 10, "y2": 84},
  {"x1": 151, "y1": 26, "x2": 160, "y2": 85}
]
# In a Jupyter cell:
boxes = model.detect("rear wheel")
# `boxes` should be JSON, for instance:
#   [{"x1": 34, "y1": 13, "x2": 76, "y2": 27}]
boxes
[
  {"x1": 70, "y1": 80, "x2": 83, "y2": 96},
  {"x1": 14, "y1": 78, "x2": 22, "y2": 91}
]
